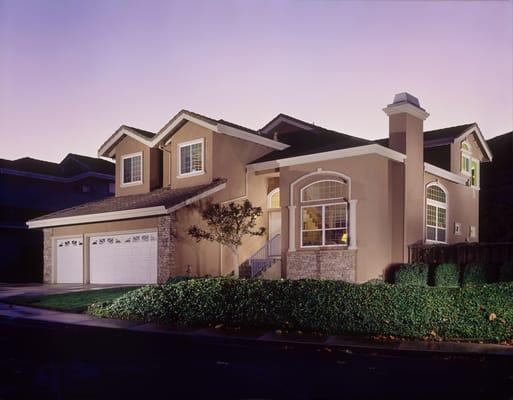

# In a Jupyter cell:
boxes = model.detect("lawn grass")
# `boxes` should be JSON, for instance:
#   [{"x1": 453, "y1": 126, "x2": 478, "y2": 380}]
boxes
[{"x1": 5, "y1": 286, "x2": 140, "y2": 313}]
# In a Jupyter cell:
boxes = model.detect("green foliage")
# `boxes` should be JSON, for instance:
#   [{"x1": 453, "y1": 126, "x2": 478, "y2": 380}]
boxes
[
  {"x1": 395, "y1": 263, "x2": 429, "y2": 286},
  {"x1": 165, "y1": 276, "x2": 195, "y2": 285},
  {"x1": 463, "y1": 263, "x2": 488, "y2": 286},
  {"x1": 188, "y1": 200, "x2": 265, "y2": 250},
  {"x1": 87, "y1": 278, "x2": 513, "y2": 342},
  {"x1": 434, "y1": 263, "x2": 460, "y2": 287},
  {"x1": 499, "y1": 263, "x2": 513, "y2": 282}
]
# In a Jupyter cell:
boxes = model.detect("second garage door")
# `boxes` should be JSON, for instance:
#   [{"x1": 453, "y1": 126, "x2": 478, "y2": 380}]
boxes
[{"x1": 89, "y1": 232, "x2": 158, "y2": 284}]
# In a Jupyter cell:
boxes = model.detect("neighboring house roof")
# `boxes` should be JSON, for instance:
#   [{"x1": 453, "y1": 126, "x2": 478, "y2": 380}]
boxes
[
  {"x1": 99, "y1": 109, "x2": 288, "y2": 158},
  {"x1": 0, "y1": 154, "x2": 115, "y2": 180},
  {"x1": 27, "y1": 179, "x2": 227, "y2": 228}
]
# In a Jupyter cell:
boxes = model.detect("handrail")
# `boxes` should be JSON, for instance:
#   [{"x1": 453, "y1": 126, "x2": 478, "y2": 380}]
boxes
[{"x1": 247, "y1": 234, "x2": 281, "y2": 277}]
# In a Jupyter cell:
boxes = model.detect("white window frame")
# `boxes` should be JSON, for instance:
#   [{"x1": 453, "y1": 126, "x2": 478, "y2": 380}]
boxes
[
  {"x1": 267, "y1": 188, "x2": 280, "y2": 209},
  {"x1": 425, "y1": 183, "x2": 448, "y2": 244},
  {"x1": 300, "y1": 179, "x2": 346, "y2": 203},
  {"x1": 300, "y1": 202, "x2": 348, "y2": 248},
  {"x1": 121, "y1": 152, "x2": 143, "y2": 187},
  {"x1": 177, "y1": 138, "x2": 205, "y2": 178}
]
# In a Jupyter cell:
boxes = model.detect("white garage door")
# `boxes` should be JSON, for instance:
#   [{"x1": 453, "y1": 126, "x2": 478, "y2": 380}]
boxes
[
  {"x1": 89, "y1": 232, "x2": 158, "y2": 284},
  {"x1": 56, "y1": 237, "x2": 84, "y2": 283}
]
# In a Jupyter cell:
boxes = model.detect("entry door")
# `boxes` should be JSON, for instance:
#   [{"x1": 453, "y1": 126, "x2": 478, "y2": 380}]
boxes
[
  {"x1": 56, "y1": 237, "x2": 84, "y2": 283},
  {"x1": 89, "y1": 232, "x2": 158, "y2": 284},
  {"x1": 269, "y1": 210, "x2": 281, "y2": 237}
]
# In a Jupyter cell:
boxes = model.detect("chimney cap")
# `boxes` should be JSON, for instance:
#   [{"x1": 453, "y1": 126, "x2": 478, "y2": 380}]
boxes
[{"x1": 388, "y1": 92, "x2": 425, "y2": 111}]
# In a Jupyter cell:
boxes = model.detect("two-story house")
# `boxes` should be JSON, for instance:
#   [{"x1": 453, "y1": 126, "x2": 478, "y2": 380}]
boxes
[
  {"x1": 1, "y1": 154, "x2": 115, "y2": 282},
  {"x1": 28, "y1": 93, "x2": 492, "y2": 284}
]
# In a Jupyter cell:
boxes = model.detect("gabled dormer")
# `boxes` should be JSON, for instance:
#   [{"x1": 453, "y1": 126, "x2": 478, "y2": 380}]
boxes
[{"x1": 98, "y1": 110, "x2": 288, "y2": 197}]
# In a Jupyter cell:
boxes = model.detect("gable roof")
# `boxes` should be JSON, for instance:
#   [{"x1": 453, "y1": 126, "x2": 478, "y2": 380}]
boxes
[
  {"x1": 0, "y1": 154, "x2": 115, "y2": 180},
  {"x1": 374, "y1": 123, "x2": 492, "y2": 161},
  {"x1": 27, "y1": 178, "x2": 227, "y2": 229},
  {"x1": 98, "y1": 110, "x2": 288, "y2": 158}
]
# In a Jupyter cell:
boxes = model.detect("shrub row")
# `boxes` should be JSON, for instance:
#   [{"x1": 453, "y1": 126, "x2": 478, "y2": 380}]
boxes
[
  {"x1": 395, "y1": 262, "x2": 513, "y2": 287},
  {"x1": 88, "y1": 278, "x2": 513, "y2": 342}
]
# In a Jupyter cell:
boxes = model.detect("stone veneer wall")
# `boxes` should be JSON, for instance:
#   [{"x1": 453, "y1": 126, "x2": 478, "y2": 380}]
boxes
[
  {"x1": 157, "y1": 214, "x2": 177, "y2": 283},
  {"x1": 286, "y1": 249, "x2": 356, "y2": 281},
  {"x1": 43, "y1": 228, "x2": 53, "y2": 283}
]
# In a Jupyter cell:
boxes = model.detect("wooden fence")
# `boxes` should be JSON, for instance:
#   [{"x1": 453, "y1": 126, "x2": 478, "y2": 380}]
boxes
[{"x1": 409, "y1": 242, "x2": 513, "y2": 267}]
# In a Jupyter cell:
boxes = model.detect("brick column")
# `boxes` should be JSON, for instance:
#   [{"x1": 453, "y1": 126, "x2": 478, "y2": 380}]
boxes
[
  {"x1": 157, "y1": 214, "x2": 177, "y2": 284},
  {"x1": 43, "y1": 228, "x2": 53, "y2": 283}
]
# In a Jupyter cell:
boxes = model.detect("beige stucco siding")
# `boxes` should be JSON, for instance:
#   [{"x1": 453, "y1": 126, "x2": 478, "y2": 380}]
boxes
[
  {"x1": 279, "y1": 154, "x2": 397, "y2": 283},
  {"x1": 450, "y1": 132, "x2": 487, "y2": 174},
  {"x1": 424, "y1": 173, "x2": 479, "y2": 243},
  {"x1": 115, "y1": 136, "x2": 161, "y2": 196},
  {"x1": 163, "y1": 122, "x2": 214, "y2": 189}
]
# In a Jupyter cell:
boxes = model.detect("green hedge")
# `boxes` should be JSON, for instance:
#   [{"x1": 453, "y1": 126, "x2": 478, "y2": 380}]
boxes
[
  {"x1": 434, "y1": 263, "x2": 460, "y2": 287},
  {"x1": 463, "y1": 263, "x2": 488, "y2": 286},
  {"x1": 395, "y1": 263, "x2": 429, "y2": 285},
  {"x1": 88, "y1": 278, "x2": 513, "y2": 342}
]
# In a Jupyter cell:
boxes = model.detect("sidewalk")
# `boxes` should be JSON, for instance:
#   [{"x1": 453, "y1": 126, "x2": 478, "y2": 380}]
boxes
[{"x1": 1, "y1": 301, "x2": 512, "y2": 358}]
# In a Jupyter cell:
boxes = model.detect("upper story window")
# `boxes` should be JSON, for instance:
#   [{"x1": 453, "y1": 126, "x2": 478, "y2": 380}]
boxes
[
  {"x1": 268, "y1": 188, "x2": 280, "y2": 209},
  {"x1": 121, "y1": 152, "x2": 143, "y2": 186},
  {"x1": 470, "y1": 159, "x2": 479, "y2": 188},
  {"x1": 300, "y1": 180, "x2": 347, "y2": 247},
  {"x1": 460, "y1": 141, "x2": 471, "y2": 175},
  {"x1": 178, "y1": 138, "x2": 204, "y2": 176},
  {"x1": 426, "y1": 183, "x2": 447, "y2": 243}
]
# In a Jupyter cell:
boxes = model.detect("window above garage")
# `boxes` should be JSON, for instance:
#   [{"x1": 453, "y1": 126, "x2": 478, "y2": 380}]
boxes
[{"x1": 121, "y1": 152, "x2": 143, "y2": 186}]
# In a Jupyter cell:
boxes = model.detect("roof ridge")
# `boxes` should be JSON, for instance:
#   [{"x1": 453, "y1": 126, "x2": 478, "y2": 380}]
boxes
[{"x1": 424, "y1": 122, "x2": 476, "y2": 133}]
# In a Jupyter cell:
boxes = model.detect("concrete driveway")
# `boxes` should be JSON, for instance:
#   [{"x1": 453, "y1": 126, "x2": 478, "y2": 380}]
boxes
[{"x1": 0, "y1": 283, "x2": 133, "y2": 300}]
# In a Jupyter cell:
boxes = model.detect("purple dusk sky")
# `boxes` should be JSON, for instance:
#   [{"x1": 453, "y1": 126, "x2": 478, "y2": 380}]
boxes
[{"x1": 0, "y1": 0, "x2": 512, "y2": 162}]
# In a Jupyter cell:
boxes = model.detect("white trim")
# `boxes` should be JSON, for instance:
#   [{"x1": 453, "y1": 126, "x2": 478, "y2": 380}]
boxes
[
  {"x1": 267, "y1": 187, "x2": 280, "y2": 209},
  {"x1": 424, "y1": 162, "x2": 467, "y2": 185},
  {"x1": 348, "y1": 199, "x2": 358, "y2": 250},
  {"x1": 247, "y1": 144, "x2": 406, "y2": 172},
  {"x1": 456, "y1": 125, "x2": 493, "y2": 161},
  {"x1": 0, "y1": 168, "x2": 114, "y2": 183},
  {"x1": 260, "y1": 115, "x2": 315, "y2": 135},
  {"x1": 120, "y1": 152, "x2": 143, "y2": 186},
  {"x1": 425, "y1": 182, "x2": 448, "y2": 244},
  {"x1": 382, "y1": 102, "x2": 430, "y2": 121},
  {"x1": 27, "y1": 206, "x2": 168, "y2": 229},
  {"x1": 98, "y1": 112, "x2": 288, "y2": 157},
  {"x1": 177, "y1": 138, "x2": 204, "y2": 177},
  {"x1": 288, "y1": 205, "x2": 296, "y2": 251},
  {"x1": 166, "y1": 182, "x2": 227, "y2": 213},
  {"x1": 217, "y1": 123, "x2": 288, "y2": 150},
  {"x1": 300, "y1": 179, "x2": 347, "y2": 203},
  {"x1": 300, "y1": 202, "x2": 348, "y2": 248},
  {"x1": 290, "y1": 170, "x2": 351, "y2": 204}
]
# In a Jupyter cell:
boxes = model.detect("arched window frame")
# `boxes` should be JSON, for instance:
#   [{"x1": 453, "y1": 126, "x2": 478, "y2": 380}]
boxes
[
  {"x1": 267, "y1": 188, "x2": 280, "y2": 209},
  {"x1": 299, "y1": 179, "x2": 348, "y2": 248},
  {"x1": 460, "y1": 140, "x2": 471, "y2": 176},
  {"x1": 425, "y1": 182, "x2": 448, "y2": 244}
]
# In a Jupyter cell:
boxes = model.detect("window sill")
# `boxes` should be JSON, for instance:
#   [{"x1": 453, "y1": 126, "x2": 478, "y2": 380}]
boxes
[
  {"x1": 177, "y1": 171, "x2": 205, "y2": 179},
  {"x1": 120, "y1": 181, "x2": 143, "y2": 187}
]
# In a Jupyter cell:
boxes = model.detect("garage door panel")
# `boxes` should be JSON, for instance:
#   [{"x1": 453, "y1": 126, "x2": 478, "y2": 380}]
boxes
[
  {"x1": 89, "y1": 232, "x2": 157, "y2": 284},
  {"x1": 56, "y1": 237, "x2": 83, "y2": 283}
]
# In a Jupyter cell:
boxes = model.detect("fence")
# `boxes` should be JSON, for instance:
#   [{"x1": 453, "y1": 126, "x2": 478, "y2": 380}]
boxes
[{"x1": 409, "y1": 242, "x2": 513, "y2": 267}]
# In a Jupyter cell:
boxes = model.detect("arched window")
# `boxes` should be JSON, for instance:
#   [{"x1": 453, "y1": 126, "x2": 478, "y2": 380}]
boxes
[
  {"x1": 268, "y1": 188, "x2": 280, "y2": 209},
  {"x1": 300, "y1": 180, "x2": 347, "y2": 247},
  {"x1": 460, "y1": 140, "x2": 471, "y2": 175},
  {"x1": 426, "y1": 183, "x2": 447, "y2": 243}
]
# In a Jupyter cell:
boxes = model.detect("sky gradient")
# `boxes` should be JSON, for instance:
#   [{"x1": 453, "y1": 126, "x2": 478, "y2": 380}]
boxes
[{"x1": 1, "y1": 0, "x2": 512, "y2": 162}]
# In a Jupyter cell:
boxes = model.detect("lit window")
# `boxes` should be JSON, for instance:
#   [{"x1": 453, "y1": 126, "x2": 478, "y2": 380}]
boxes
[
  {"x1": 426, "y1": 184, "x2": 447, "y2": 243},
  {"x1": 179, "y1": 139, "x2": 203, "y2": 176},
  {"x1": 121, "y1": 153, "x2": 142, "y2": 185},
  {"x1": 300, "y1": 179, "x2": 348, "y2": 247},
  {"x1": 470, "y1": 159, "x2": 479, "y2": 187},
  {"x1": 268, "y1": 188, "x2": 280, "y2": 209},
  {"x1": 301, "y1": 180, "x2": 345, "y2": 202},
  {"x1": 460, "y1": 141, "x2": 471, "y2": 175}
]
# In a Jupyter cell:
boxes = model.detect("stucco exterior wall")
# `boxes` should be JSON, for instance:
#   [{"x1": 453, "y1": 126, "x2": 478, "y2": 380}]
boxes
[
  {"x1": 279, "y1": 154, "x2": 396, "y2": 283},
  {"x1": 424, "y1": 173, "x2": 479, "y2": 243},
  {"x1": 115, "y1": 136, "x2": 162, "y2": 196},
  {"x1": 450, "y1": 131, "x2": 487, "y2": 174},
  {"x1": 162, "y1": 122, "x2": 214, "y2": 189}
]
